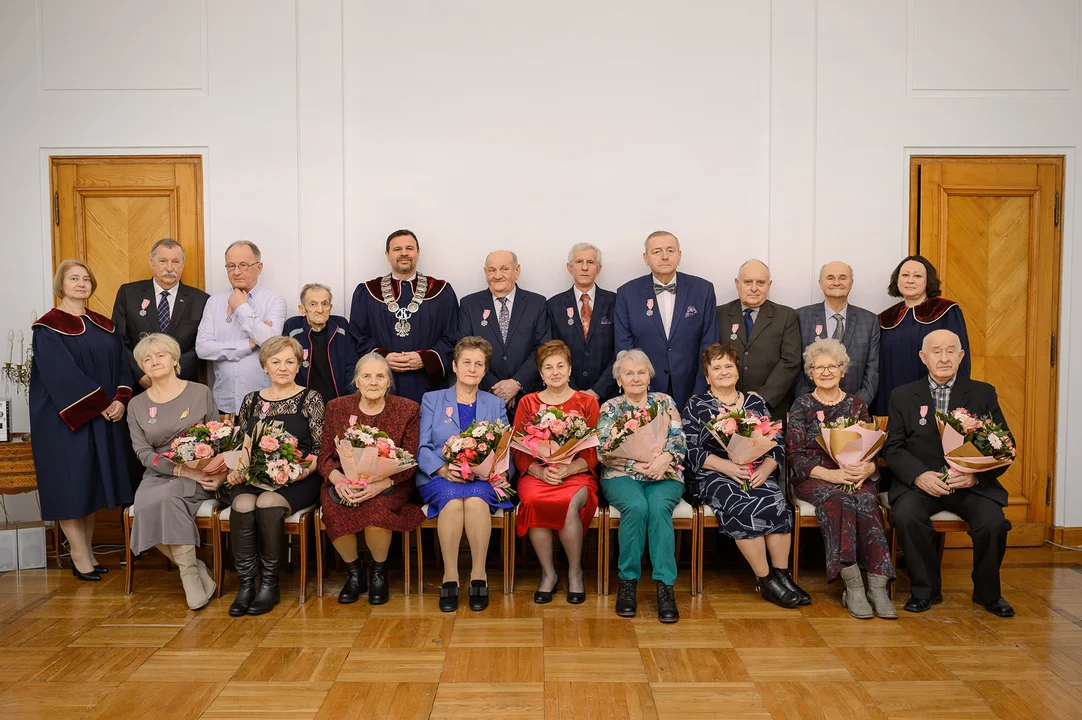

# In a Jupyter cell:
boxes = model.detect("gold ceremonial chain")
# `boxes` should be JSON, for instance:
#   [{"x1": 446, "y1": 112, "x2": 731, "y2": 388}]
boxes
[{"x1": 382, "y1": 274, "x2": 429, "y2": 337}]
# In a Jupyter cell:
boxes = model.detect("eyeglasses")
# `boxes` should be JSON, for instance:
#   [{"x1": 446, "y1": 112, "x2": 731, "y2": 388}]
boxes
[
  {"x1": 812, "y1": 364, "x2": 841, "y2": 374},
  {"x1": 225, "y1": 262, "x2": 259, "y2": 272}
]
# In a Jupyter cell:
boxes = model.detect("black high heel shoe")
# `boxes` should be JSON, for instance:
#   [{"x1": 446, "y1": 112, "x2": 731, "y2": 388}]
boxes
[
  {"x1": 71, "y1": 565, "x2": 101, "y2": 582},
  {"x1": 94, "y1": 565, "x2": 109, "y2": 574},
  {"x1": 439, "y1": 582, "x2": 459, "y2": 613}
]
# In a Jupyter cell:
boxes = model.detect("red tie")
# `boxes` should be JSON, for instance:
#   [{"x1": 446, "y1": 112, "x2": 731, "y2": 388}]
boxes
[{"x1": 580, "y1": 293, "x2": 592, "y2": 339}]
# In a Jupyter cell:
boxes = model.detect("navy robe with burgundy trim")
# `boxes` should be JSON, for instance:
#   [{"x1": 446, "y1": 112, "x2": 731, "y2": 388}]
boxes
[
  {"x1": 348, "y1": 275, "x2": 459, "y2": 403},
  {"x1": 29, "y1": 308, "x2": 134, "y2": 520}
]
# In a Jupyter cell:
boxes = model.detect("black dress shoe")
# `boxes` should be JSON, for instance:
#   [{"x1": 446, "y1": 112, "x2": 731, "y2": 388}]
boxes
[
  {"x1": 770, "y1": 567, "x2": 811, "y2": 606},
  {"x1": 93, "y1": 565, "x2": 109, "y2": 574},
  {"x1": 903, "y1": 594, "x2": 944, "y2": 613},
  {"x1": 439, "y1": 582, "x2": 459, "y2": 613},
  {"x1": 656, "y1": 582, "x2": 680, "y2": 624},
  {"x1": 533, "y1": 578, "x2": 558, "y2": 604},
  {"x1": 973, "y1": 596, "x2": 1015, "y2": 618},
  {"x1": 468, "y1": 580, "x2": 489, "y2": 611},
  {"x1": 566, "y1": 589, "x2": 586, "y2": 605},
  {"x1": 337, "y1": 558, "x2": 365, "y2": 604},
  {"x1": 756, "y1": 572, "x2": 800, "y2": 609},
  {"x1": 615, "y1": 578, "x2": 637, "y2": 617},
  {"x1": 70, "y1": 565, "x2": 101, "y2": 582},
  {"x1": 368, "y1": 561, "x2": 389, "y2": 605}
]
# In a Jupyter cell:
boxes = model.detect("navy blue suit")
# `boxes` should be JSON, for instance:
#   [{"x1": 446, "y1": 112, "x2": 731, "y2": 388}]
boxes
[
  {"x1": 458, "y1": 286, "x2": 552, "y2": 397},
  {"x1": 284, "y1": 315, "x2": 357, "y2": 398},
  {"x1": 547, "y1": 286, "x2": 618, "y2": 400},
  {"x1": 614, "y1": 272, "x2": 720, "y2": 410}
]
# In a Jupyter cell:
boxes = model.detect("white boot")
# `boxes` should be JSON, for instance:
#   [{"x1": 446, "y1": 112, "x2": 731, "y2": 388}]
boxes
[
  {"x1": 172, "y1": 545, "x2": 213, "y2": 610},
  {"x1": 195, "y1": 558, "x2": 216, "y2": 599},
  {"x1": 840, "y1": 564, "x2": 873, "y2": 619},
  {"x1": 866, "y1": 574, "x2": 898, "y2": 619}
]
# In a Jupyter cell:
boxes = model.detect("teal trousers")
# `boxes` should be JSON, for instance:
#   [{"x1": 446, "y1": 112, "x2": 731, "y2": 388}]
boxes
[{"x1": 601, "y1": 475, "x2": 683, "y2": 586}]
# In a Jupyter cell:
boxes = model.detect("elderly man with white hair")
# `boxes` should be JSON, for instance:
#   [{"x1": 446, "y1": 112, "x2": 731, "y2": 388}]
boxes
[{"x1": 883, "y1": 329, "x2": 1015, "y2": 617}]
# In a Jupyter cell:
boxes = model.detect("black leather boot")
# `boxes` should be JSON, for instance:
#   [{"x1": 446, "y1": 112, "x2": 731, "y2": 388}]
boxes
[
  {"x1": 615, "y1": 578, "x2": 637, "y2": 617},
  {"x1": 337, "y1": 558, "x2": 366, "y2": 604},
  {"x1": 756, "y1": 571, "x2": 800, "y2": 609},
  {"x1": 248, "y1": 506, "x2": 288, "y2": 615},
  {"x1": 368, "y1": 560, "x2": 389, "y2": 605},
  {"x1": 656, "y1": 581, "x2": 680, "y2": 623},
  {"x1": 228, "y1": 509, "x2": 258, "y2": 617},
  {"x1": 770, "y1": 566, "x2": 812, "y2": 606}
]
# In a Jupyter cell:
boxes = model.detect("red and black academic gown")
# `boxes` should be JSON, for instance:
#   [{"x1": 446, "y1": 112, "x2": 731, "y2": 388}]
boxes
[
  {"x1": 874, "y1": 297, "x2": 971, "y2": 414},
  {"x1": 29, "y1": 309, "x2": 134, "y2": 521},
  {"x1": 348, "y1": 275, "x2": 458, "y2": 404}
]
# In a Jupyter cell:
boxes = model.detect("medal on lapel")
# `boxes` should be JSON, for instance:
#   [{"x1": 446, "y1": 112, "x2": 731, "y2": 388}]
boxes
[
  {"x1": 481, "y1": 308, "x2": 490, "y2": 327},
  {"x1": 260, "y1": 401, "x2": 271, "y2": 419},
  {"x1": 302, "y1": 348, "x2": 309, "y2": 368},
  {"x1": 730, "y1": 323, "x2": 738, "y2": 340},
  {"x1": 816, "y1": 410, "x2": 825, "y2": 422},
  {"x1": 566, "y1": 307, "x2": 574, "y2": 326},
  {"x1": 139, "y1": 298, "x2": 150, "y2": 317},
  {"x1": 646, "y1": 299, "x2": 654, "y2": 317},
  {"x1": 814, "y1": 324, "x2": 822, "y2": 341},
  {"x1": 348, "y1": 415, "x2": 357, "y2": 427},
  {"x1": 445, "y1": 406, "x2": 454, "y2": 424},
  {"x1": 148, "y1": 406, "x2": 157, "y2": 425},
  {"x1": 919, "y1": 405, "x2": 928, "y2": 426}
]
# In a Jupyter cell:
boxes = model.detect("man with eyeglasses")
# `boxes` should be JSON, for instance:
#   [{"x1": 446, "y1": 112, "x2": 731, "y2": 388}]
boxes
[
  {"x1": 793, "y1": 261, "x2": 880, "y2": 407},
  {"x1": 196, "y1": 240, "x2": 287, "y2": 413},
  {"x1": 614, "y1": 230, "x2": 719, "y2": 410},
  {"x1": 716, "y1": 259, "x2": 801, "y2": 416},
  {"x1": 112, "y1": 238, "x2": 209, "y2": 392}
]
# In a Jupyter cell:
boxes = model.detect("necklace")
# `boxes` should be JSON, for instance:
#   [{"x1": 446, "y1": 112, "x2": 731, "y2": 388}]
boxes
[
  {"x1": 711, "y1": 389, "x2": 742, "y2": 408},
  {"x1": 812, "y1": 389, "x2": 844, "y2": 406},
  {"x1": 382, "y1": 274, "x2": 429, "y2": 337}
]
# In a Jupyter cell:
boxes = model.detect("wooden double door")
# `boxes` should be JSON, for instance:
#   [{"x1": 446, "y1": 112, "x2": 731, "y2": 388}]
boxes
[{"x1": 910, "y1": 156, "x2": 1064, "y2": 545}]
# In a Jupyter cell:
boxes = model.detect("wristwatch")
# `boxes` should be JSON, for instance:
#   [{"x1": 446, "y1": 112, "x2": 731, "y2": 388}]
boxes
[{"x1": 389, "y1": 477, "x2": 395, "y2": 487}]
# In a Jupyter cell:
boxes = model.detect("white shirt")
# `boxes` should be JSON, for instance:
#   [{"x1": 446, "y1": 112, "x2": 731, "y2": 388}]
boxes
[
  {"x1": 740, "y1": 303, "x2": 761, "y2": 325},
  {"x1": 152, "y1": 280, "x2": 178, "y2": 316},
  {"x1": 574, "y1": 284, "x2": 596, "y2": 310},
  {"x1": 492, "y1": 286, "x2": 518, "y2": 318},
  {"x1": 824, "y1": 302, "x2": 848, "y2": 338},
  {"x1": 653, "y1": 276, "x2": 676, "y2": 337}
]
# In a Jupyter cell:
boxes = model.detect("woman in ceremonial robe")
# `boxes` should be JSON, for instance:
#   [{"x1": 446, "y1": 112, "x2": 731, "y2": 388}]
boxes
[
  {"x1": 512, "y1": 340, "x2": 600, "y2": 605},
  {"x1": 30, "y1": 260, "x2": 133, "y2": 581},
  {"x1": 875, "y1": 255, "x2": 970, "y2": 414}
]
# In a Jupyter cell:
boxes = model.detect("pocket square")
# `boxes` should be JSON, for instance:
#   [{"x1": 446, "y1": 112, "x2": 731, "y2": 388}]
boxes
[
  {"x1": 599, "y1": 316, "x2": 613, "y2": 325},
  {"x1": 684, "y1": 306, "x2": 698, "y2": 318}
]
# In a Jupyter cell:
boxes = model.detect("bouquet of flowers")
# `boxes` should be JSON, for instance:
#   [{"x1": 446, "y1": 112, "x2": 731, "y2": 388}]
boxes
[
  {"x1": 227, "y1": 420, "x2": 317, "y2": 492},
  {"x1": 331, "y1": 416, "x2": 417, "y2": 506},
  {"x1": 511, "y1": 405, "x2": 598, "y2": 466},
  {"x1": 441, "y1": 419, "x2": 514, "y2": 499},
  {"x1": 600, "y1": 401, "x2": 681, "y2": 481},
  {"x1": 935, "y1": 408, "x2": 1016, "y2": 492},
  {"x1": 161, "y1": 419, "x2": 244, "y2": 474},
  {"x1": 814, "y1": 413, "x2": 887, "y2": 493},
  {"x1": 706, "y1": 409, "x2": 783, "y2": 490}
]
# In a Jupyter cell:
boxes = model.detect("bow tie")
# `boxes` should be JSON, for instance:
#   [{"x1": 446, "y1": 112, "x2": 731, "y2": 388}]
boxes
[{"x1": 653, "y1": 282, "x2": 676, "y2": 295}]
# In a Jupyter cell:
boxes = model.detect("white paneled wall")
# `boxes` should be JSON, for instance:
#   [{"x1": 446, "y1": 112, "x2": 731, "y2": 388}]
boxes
[{"x1": 1, "y1": 0, "x2": 1081, "y2": 526}]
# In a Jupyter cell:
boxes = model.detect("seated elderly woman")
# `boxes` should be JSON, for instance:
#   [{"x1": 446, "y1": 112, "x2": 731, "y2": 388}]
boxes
[
  {"x1": 786, "y1": 338, "x2": 895, "y2": 619},
  {"x1": 127, "y1": 334, "x2": 225, "y2": 610},
  {"x1": 512, "y1": 340, "x2": 600, "y2": 605},
  {"x1": 319, "y1": 353, "x2": 424, "y2": 605},
  {"x1": 683, "y1": 343, "x2": 809, "y2": 609},
  {"x1": 596, "y1": 349, "x2": 687, "y2": 623},
  {"x1": 417, "y1": 337, "x2": 513, "y2": 613}
]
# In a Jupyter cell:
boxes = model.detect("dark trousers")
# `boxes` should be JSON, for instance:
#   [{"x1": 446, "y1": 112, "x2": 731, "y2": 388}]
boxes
[{"x1": 892, "y1": 488, "x2": 1011, "y2": 603}]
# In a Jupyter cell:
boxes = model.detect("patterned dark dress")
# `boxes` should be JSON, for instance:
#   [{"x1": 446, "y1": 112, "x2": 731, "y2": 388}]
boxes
[
  {"x1": 785, "y1": 392, "x2": 894, "y2": 581},
  {"x1": 684, "y1": 392, "x2": 792, "y2": 539},
  {"x1": 318, "y1": 394, "x2": 425, "y2": 540},
  {"x1": 228, "y1": 387, "x2": 325, "y2": 512}
]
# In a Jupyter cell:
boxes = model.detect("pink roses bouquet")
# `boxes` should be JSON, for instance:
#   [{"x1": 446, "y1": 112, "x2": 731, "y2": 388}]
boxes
[
  {"x1": 331, "y1": 416, "x2": 417, "y2": 506},
  {"x1": 161, "y1": 419, "x2": 244, "y2": 474},
  {"x1": 600, "y1": 402, "x2": 682, "y2": 481},
  {"x1": 229, "y1": 420, "x2": 316, "y2": 491},
  {"x1": 706, "y1": 409, "x2": 783, "y2": 490},
  {"x1": 511, "y1": 406, "x2": 598, "y2": 466},
  {"x1": 815, "y1": 413, "x2": 886, "y2": 493},
  {"x1": 441, "y1": 419, "x2": 514, "y2": 499},
  {"x1": 935, "y1": 409, "x2": 1016, "y2": 492}
]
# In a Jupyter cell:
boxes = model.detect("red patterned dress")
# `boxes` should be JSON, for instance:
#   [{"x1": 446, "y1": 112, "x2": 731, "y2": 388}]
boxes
[
  {"x1": 318, "y1": 394, "x2": 425, "y2": 541},
  {"x1": 512, "y1": 391, "x2": 600, "y2": 537}
]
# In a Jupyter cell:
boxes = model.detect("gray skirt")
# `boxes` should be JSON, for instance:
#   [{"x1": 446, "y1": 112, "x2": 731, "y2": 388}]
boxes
[{"x1": 129, "y1": 475, "x2": 213, "y2": 554}]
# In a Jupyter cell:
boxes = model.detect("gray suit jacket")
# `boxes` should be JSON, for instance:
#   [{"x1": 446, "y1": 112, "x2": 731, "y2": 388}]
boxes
[
  {"x1": 793, "y1": 302, "x2": 880, "y2": 407},
  {"x1": 716, "y1": 299, "x2": 801, "y2": 416}
]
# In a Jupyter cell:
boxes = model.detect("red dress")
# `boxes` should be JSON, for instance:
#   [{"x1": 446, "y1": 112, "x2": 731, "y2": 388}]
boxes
[
  {"x1": 512, "y1": 391, "x2": 600, "y2": 537},
  {"x1": 318, "y1": 394, "x2": 425, "y2": 541}
]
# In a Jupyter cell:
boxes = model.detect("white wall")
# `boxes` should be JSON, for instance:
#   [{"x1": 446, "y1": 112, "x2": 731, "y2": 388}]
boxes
[{"x1": 2, "y1": 0, "x2": 1081, "y2": 526}]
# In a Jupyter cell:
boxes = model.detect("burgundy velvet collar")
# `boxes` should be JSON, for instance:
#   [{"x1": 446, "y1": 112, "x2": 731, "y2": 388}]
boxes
[
  {"x1": 878, "y1": 297, "x2": 958, "y2": 330},
  {"x1": 32, "y1": 308, "x2": 114, "y2": 335}
]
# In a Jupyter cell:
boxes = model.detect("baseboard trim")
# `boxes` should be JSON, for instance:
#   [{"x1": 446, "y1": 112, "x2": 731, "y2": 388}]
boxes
[{"x1": 1050, "y1": 526, "x2": 1082, "y2": 547}]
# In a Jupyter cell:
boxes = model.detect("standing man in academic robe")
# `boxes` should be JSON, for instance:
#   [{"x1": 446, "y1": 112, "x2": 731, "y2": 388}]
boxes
[
  {"x1": 547, "y1": 242, "x2": 617, "y2": 401},
  {"x1": 793, "y1": 261, "x2": 880, "y2": 406},
  {"x1": 285, "y1": 283, "x2": 357, "y2": 404},
  {"x1": 716, "y1": 259, "x2": 801, "y2": 416},
  {"x1": 459, "y1": 250, "x2": 552, "y2": 407},
  {"x1": 614, "y1": 231, "x2": 719, "y2": 410},
  {"x1": 112, "y1": 238, "x2": 209, "y2": 393},
  {"x1": 349, "y1": 229, "x2": 458, "y2": 404}
]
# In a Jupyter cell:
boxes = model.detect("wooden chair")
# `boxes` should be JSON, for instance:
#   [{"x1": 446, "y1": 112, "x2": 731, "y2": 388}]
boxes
[
  {"x1": 601, "y1": 499, "x2": 697, "y2": 596},
  {"x1": 214, "y1": 504, "x2": 317, "y2": 604},
  {"x1": 312, "y1": 507, "x2": 413, "y2": 597},
  {"x1": 121, "y1": 499, "x2": 220, "y2": 595},
  {"x1": 505, "y1": 506, "x2": 605, "y2": 595},
  {"x1": 414, "y1": 505, "x2": 513, "y2": 595},
  {"x1": 879, "y1": 492, "x2": 968, "y2": 600}
]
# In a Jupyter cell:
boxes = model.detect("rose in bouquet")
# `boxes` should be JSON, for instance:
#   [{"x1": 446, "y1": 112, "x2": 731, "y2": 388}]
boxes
[
  {"x1": 228, "y1": 420, "x2": 317, "y2": 492},
  {"x1": 600, "y1": 402, "x2": 682, "y2": 481},
  {"x1": 935, "y1": 408, "x2": 1016, "y2": 493},
  {"x1": 441, "y1": 419, "x2": 514, "y2": 499},
  {"x1": 814, "y1": 412, "x2": 887, "y2": 493},
  {"x1": 161, "y1": 419, "x2": 244, "y2": 474},
  {"x1": 511, "y1": 405, "x2": 599, "y2": 466},
  {"x1": 331, "y1": 416, "x2": 417, "y2": 506},
  {"x1": 706, "y1": 409, "x2": 783, "y2": 490}
]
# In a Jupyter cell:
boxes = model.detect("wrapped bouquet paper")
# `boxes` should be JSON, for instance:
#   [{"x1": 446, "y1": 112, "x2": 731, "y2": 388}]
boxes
[
  {"x1": 442, "y1": 419, "x2": 514, "y2": 499},
  {"x1": 511, "y1": 406, "x2": 598, "y2": 466},
  {"x1": 935, "y1": 408, "x2": 1016, "y2": 492},
  {"x1": 159, "y1": 418, "x2": 244, "y2": 474},
  {"x1": 227, "y1": 420, "x2": 316, "y2": 492},
  {"x1": 600, "y1": 401, "x2": 681, "y2": 481},
  {"x1": 814, "y1": 413, "x2": 887, "y2": 493},
  {"x1": 331, "y1": 416, "x2": 417, "y2": 506},
  {"x1": 706, "y1": 409, "x2": 783, "y2": 490}
]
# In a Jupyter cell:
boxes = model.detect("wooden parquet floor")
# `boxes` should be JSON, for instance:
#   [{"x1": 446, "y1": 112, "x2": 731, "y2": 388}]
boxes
[{"x1": 3, "y1": 547, "x2": 1082, "y2": 719}]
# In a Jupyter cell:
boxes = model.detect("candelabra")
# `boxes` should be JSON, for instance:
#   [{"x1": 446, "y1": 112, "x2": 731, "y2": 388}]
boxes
[
  {"x1": 3, "y1": 330, "x2": 32, "y2": 442},
  {"x1": 2, "y1": 347, "x2": 32, "y2": 394}
]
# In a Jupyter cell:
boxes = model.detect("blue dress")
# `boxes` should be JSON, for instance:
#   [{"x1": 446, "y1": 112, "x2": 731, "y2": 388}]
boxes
[{"x1": 416, "y1": 387, "x2": 514, "y2": 518}]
